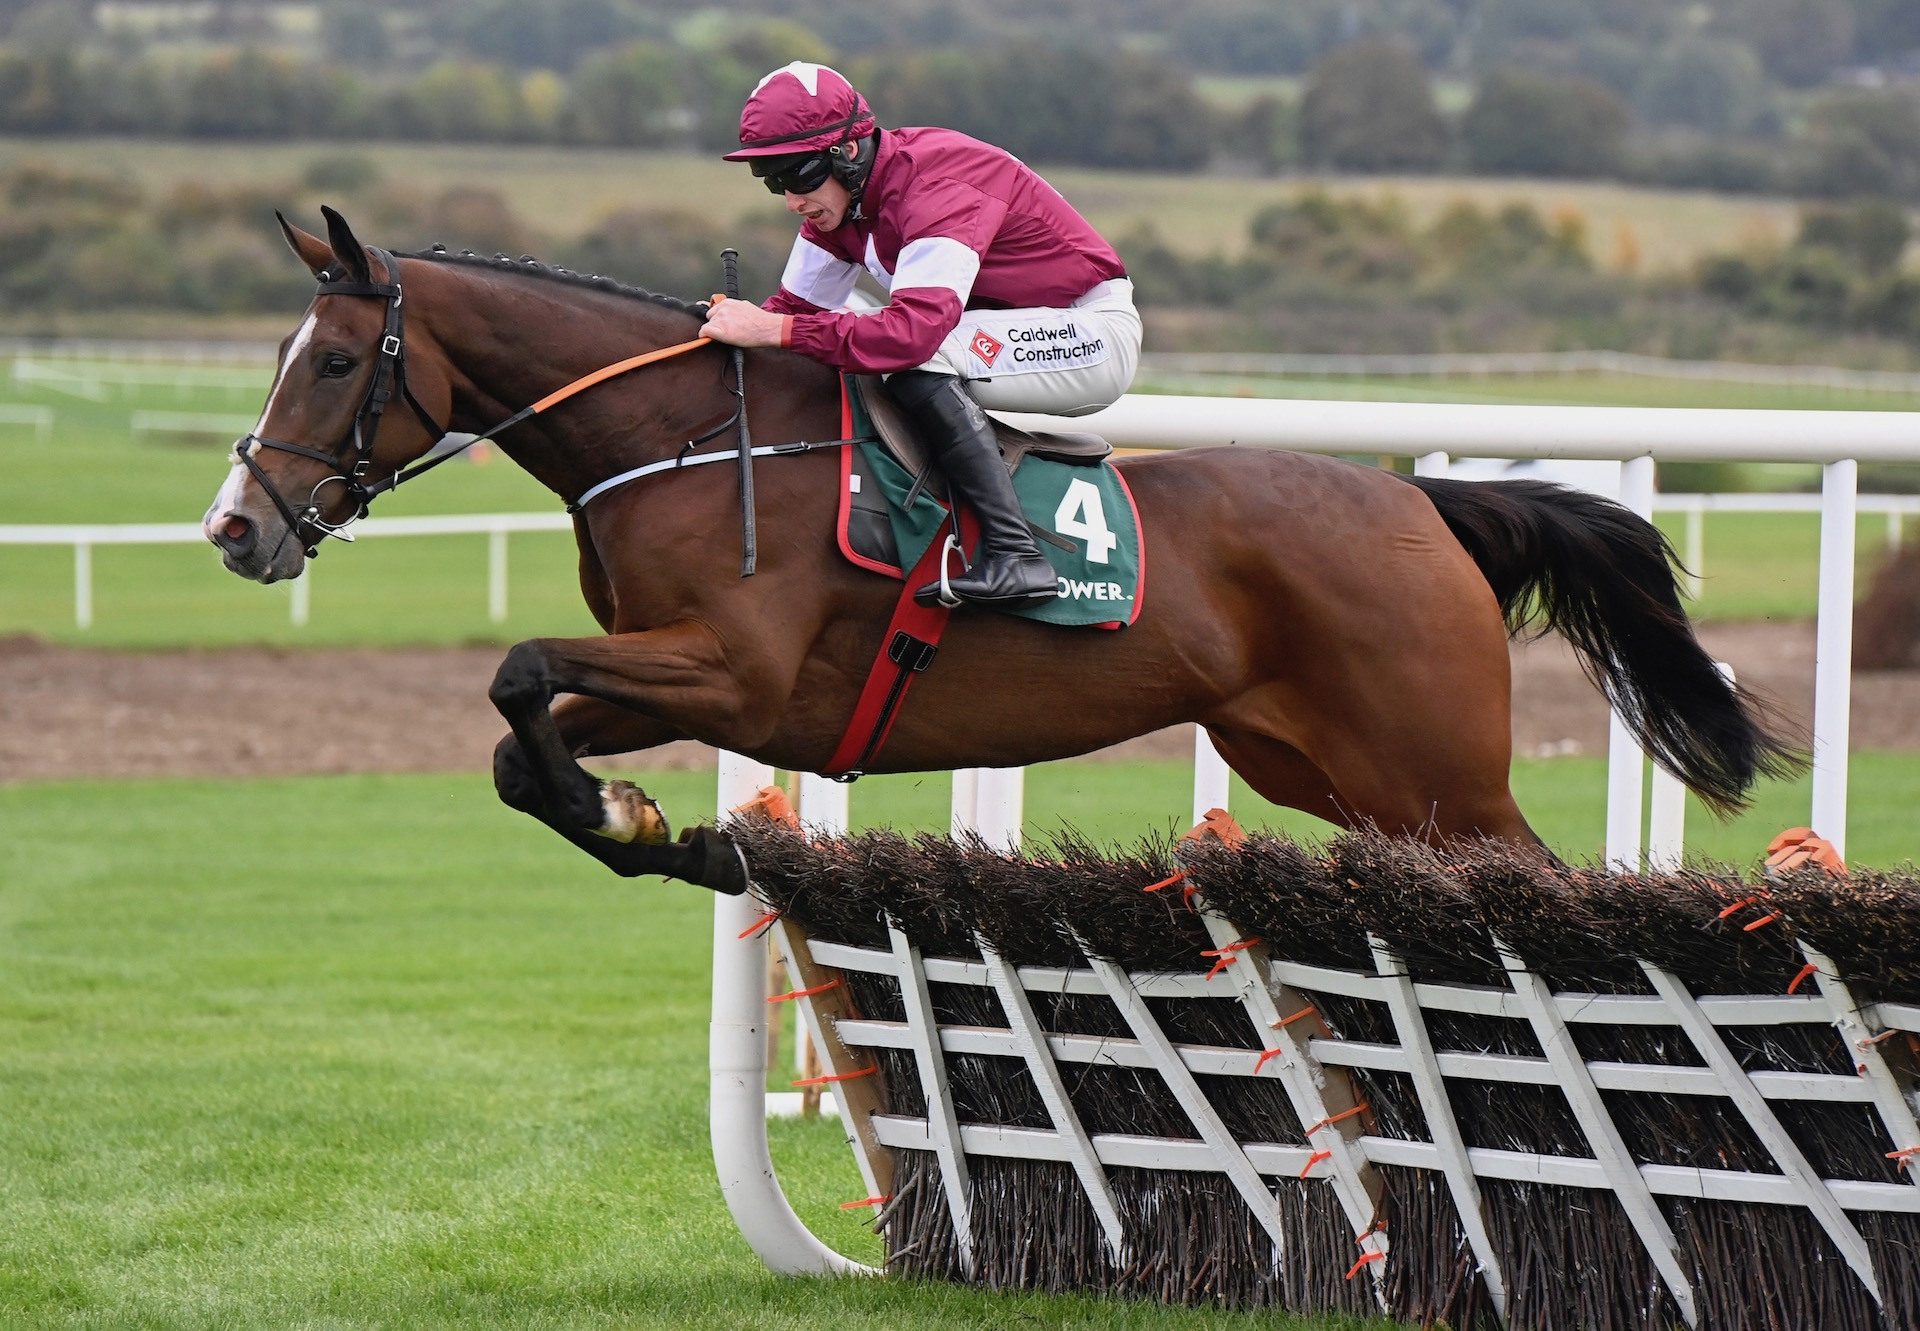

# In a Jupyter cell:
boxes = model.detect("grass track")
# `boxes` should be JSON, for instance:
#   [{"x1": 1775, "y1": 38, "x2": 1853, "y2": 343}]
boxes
[{"x1": 1, "y1": 760, "x2": 1913, "y2": 1327}]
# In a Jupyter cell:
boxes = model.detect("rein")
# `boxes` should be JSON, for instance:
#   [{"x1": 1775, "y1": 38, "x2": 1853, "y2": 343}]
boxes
[{"x1": 240, "y1": 246, "x2": 762, "y2": 559}]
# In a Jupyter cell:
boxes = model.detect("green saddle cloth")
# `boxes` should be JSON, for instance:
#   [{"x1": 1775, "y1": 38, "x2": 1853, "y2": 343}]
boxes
[{"x1": 849, "y1": 433, "x2": 1144, "y2": 629}]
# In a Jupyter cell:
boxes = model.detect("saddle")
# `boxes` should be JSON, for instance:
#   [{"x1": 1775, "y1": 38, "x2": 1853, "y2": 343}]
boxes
[{"x1": 846, "y1": 374, "x2": 1111, "y2": 501}]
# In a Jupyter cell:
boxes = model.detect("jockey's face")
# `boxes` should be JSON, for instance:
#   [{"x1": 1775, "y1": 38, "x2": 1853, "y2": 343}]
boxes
[
  {"x1": 777, "y1": 139, "x2": 859, "y2": 232},
  {"x1": 784, "y1": 175, "x2": 852, "y2": 231}
]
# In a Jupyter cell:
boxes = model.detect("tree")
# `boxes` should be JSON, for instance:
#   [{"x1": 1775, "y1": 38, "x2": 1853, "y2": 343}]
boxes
[
  {"x1": 448, "y1": 0, "x2": 650, "y2": 72},
  {"x1": 1791, "y1": 90, "x2": 1920, "y2": 199},
  {"x1": 1297, "y1": 39, "x2": 1448, "y2": 172},
  {"x1": 319, "y1": 0, "x2": 387, "y2": 64},
  {"x1": 563, "y1": 41, "x2": 682, "y2": 146},
  {"x1": 1463, "y1": 69, "x2": 1630, "y2": 178},
  {"x1": 1736, "y1": 0, "x2": 1855, "y2": 88},
  {"x1": 1796, "y1": 199, "x2": 1911, "y2": 277},
  {"x1": 1173, "y1": 2, "x2": 1320, "y2": 75},
  {"x1": 856, "y1": 44, "x2": 1212, "y2": 171},
  {"x1": 1632, "y1": 38, "x2": 1770, "y2": 136}
]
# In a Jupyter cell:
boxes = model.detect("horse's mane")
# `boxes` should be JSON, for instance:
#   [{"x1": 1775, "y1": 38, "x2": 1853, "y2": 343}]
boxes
[{"x1": 406, "y1": 245, "x2": 708, "y2": 319}]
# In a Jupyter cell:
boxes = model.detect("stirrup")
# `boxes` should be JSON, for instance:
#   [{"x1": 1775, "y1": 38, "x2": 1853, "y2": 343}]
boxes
[{"x1": 929, "y1": 532, "x2": 966, "y2": 608}]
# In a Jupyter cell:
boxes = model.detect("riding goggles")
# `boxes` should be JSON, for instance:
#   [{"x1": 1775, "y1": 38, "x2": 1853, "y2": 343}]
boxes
[{"x1": 752, "y1": 152, "x2": 835, "y2": 196}]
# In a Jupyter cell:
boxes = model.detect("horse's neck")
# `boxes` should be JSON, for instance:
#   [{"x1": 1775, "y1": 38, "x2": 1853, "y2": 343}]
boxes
[{"x1": 424, "y1": 269, "x2": 732, "y2": 502}]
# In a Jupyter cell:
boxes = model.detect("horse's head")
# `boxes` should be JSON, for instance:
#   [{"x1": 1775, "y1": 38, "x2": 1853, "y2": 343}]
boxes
[{"x1": 203, "y1": 207, "x2": 450, "y2": 583}]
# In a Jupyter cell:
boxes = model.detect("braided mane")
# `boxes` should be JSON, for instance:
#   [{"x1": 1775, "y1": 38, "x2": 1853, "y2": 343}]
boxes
[{"x1": 406, "y1": 245, "x2": 708, "y2": 318}]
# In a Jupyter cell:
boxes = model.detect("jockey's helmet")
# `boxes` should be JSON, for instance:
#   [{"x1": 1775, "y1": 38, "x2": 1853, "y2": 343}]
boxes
[{"x1": 722, "y1": 62, "x2": 876, "y2": 161}]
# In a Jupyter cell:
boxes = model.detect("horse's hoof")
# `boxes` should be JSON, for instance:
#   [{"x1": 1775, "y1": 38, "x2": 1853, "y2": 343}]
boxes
[
  {"x1": 685, "y1": 825, "x2": 751, "y2": 896},
  {"x1": 596, "y1": 780, "x2": 670, "y2": 845}
]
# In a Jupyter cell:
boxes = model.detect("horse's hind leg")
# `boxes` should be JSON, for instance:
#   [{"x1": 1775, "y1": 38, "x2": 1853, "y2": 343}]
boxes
[{"x1": 1204, "y1": 727, "x2": 1353, "y2": 830}]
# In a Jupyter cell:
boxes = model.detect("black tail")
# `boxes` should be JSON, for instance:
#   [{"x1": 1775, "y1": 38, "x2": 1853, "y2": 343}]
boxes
[{"x1": 1407, "y1": 475, "x2": 1804, "y2": 815}]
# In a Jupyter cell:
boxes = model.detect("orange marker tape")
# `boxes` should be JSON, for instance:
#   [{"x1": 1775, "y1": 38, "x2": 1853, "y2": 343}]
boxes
[
  {"x1": 1786, "y1": 963, "x2": 1818, "y2": 994},
  {"x1": 1143, "y1": 870, "x2": 1187, "y2": 894},
  {"x1": 1254, "y1": 1047, "x2": 1285, "y2": 1073},
  {"x1": 1272, "y1": 1005, "x2": 1318, "y2": 1029},
  {"x1": 840, "y1": 1195, "x2": 891, "y2": 1210},
  {"x1": 769, "y1": 979, "x2": 841, "y2": 1004},
  {"x1": 1345, "y1": 1251, "x2": 1386, "y2": 1280},
  {"x1": 737, "y1": 910, "x2": 780, "y2": 940},
  {"x1": 1299, "y1": 1149, "x2": 1332, "y2": 1179},
  {"x1": 794, "y1": 1065, "x2": 877, "y2": 1088},
  {"x1": 1741, "y1": 912, "x2": 1780, "y2": 932},
  {"x1": 1858, "y1": 1029, "x2": 1900, "y2": 1048},
  {"x1": 1304, "y1": 1103, "x2": 1370, "y2": 1136},
  {"x1": 1715, "y1": 895, "x2": 1761, "y2": 920}
]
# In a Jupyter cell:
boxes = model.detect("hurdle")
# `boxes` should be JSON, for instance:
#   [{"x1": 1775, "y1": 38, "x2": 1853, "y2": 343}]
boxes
[{"x1": 709, "y1": 758, "x2": 1920, "y2": 1327}]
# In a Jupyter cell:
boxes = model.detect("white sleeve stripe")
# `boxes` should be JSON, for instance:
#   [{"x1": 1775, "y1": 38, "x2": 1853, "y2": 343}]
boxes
[
  {"x1": 891, "y1": 236, "x2": 981, "y2": 305},
  {"x1": 781, "y1": 237, "x2": 861, "y2": 310}
]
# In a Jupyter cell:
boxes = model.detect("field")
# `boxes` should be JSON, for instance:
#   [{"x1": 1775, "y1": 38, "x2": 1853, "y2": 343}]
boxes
[{"x1": 0, "y1": 135, "x2": 1804, "y2": 274}]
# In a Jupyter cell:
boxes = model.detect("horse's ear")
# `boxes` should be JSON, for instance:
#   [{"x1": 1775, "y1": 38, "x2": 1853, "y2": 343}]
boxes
[
  {"x1": 320, "y1": 204, "x2": 371, "y2": 285},
  {"x1": 277, "y1": 210, "x2": 335, "y2": 279}
]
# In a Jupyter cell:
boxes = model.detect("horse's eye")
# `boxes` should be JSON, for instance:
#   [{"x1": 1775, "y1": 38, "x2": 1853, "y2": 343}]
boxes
[{"x1": 320, "y1": 354, "x2": 354, "y2": 377}]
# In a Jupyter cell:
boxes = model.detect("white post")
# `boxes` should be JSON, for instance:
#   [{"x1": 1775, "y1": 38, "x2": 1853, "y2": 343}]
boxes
[
  {"x1": 73, "y1": 542, "x2": 93, "y2": 629},
  {"x1": 950, "y1": 768, "x2": 979, "y2": 839},
  {"x1": 488, "y1": 529, "x2": 509, "y2": 624},
  {"x1": 1647, "y1": 663, "x2": 1734, "y2": 872},
  {"x1": 797, "y1": 773, "x2": 849, "y2": 836},
  {"x1": 290, "y1": 572, "x2": 311, "y2": 627},
  {"x1": 1414, "y1": 451, "x2": 1449, "y2": 478},
  {"x1": 1811, "y1": 460, "x2": 1856, "y2": 858},
  {"x1": 972, "y1": 767, "x2": 1024, "y2": 852},
  {"x1": 1192, "y1": 727, "x2": 1231, "y2": 825},
  {"x1": 709, "y1": 751, "x2": 871, "y2": 1276},
  {"x1": 1605, "y1": 455, "x2": 1656, "y2": 870},
  {"x1": 1684, "y1": 504, "x2": 1704, "y2": 600}
]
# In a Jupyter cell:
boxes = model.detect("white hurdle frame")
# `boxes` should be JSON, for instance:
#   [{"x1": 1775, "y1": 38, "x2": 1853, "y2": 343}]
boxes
[{"x1": 712, "y1": 740, "x2": 1920, "y2": 1302}]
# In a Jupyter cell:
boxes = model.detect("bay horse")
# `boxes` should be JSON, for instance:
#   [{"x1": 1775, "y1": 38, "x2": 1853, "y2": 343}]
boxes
[{"x1": 204, "y1": 209, "x2": 1798, "y2": 892}]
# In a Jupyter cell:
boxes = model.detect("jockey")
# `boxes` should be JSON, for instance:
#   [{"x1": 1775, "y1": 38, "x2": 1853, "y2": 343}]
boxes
[{"x1": 702, "y1": 61, "x2": 1142, "y2": 610}]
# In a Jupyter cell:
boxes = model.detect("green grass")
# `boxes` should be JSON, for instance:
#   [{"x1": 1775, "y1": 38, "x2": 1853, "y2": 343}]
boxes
[
  {"x1": 0, "y1": 767, "x2": 1407, "y2": 1330},
  {"x1": 0, "y1": 757, "x2": 1911, "y2": 1325},
  {"x1": 0, "y1": 136, "x2": 1805, "y2": 273}
]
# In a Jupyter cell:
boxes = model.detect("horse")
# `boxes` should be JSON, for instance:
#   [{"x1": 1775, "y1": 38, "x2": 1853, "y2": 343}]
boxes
[{"x1": 203, "y1": 208, "x2": 1800, "y2": 892}]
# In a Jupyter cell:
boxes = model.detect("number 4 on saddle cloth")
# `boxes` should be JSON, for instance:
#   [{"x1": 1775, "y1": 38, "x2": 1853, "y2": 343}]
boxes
[{"x1": 835, "y1": 374, "x2": 1145, "y2": 629}]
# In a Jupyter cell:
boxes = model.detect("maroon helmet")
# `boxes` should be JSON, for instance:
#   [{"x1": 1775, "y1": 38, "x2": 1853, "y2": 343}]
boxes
[{"x1": 722, "y1": 62, "x2": 876, "y2": 161}]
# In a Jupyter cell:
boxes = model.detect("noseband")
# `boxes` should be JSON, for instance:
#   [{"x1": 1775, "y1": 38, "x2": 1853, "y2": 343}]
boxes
[{"x1": 236, "y1": 246, "x2": 447, "y2": 558}]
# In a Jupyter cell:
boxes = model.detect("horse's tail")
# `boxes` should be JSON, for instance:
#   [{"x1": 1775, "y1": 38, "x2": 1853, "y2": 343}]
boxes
[{"x1": 1406, "y1": 475, "x2": 1804, "y2": 815}]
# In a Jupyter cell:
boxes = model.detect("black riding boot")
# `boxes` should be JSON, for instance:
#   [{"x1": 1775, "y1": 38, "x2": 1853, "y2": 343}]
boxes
[{"x1": 889, "y1": 370, "x2": 1058, "y2": 609}]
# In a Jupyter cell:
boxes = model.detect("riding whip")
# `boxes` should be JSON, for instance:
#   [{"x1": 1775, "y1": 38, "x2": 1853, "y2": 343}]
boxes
[{"x1": 722, "y1": 248, "x2": 758, "y2": 576}]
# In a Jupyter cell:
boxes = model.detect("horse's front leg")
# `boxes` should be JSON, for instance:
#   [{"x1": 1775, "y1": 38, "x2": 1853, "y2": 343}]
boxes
[{"x1": 488, "y1": 624, "x2": 758, "y2": 893}]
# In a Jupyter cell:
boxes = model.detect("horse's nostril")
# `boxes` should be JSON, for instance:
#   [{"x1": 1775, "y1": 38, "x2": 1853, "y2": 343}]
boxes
[{"x1": 222, "y1": 516, "x2": 251, "y2": 541}]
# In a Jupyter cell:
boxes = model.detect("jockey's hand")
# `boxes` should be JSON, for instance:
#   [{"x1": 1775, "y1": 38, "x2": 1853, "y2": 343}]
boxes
[{"x1": 702, "y1": 296, "x2": 787, "y2": 349}]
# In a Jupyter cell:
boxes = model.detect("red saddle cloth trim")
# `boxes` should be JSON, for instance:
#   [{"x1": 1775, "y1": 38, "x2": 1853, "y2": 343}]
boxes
[{"x1": 823, "y1": 504, "x2": 979, "y2": 778}]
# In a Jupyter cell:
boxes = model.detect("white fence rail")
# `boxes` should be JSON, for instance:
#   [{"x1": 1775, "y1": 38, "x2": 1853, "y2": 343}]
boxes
[
  {"x1": 1141, "y1": 349, "x2": 1920, "y2": 395},
  {"x1": 0, "y1": 512, "x2": 572, "y2": 631}
]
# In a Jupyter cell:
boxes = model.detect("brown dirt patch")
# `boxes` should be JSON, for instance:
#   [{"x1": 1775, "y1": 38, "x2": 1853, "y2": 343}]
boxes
[{"x1": 2, "y1": 623, "x2": 1915, "y2": 784}]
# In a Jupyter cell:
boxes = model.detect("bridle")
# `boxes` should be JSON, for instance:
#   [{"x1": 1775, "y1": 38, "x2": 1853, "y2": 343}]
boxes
[
  {"x1": 237, "y1": 248, "x2": 810, "y2": 570},
  {"x1": 236, "y1": 247, "x2": 450, "y2": 559}
]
